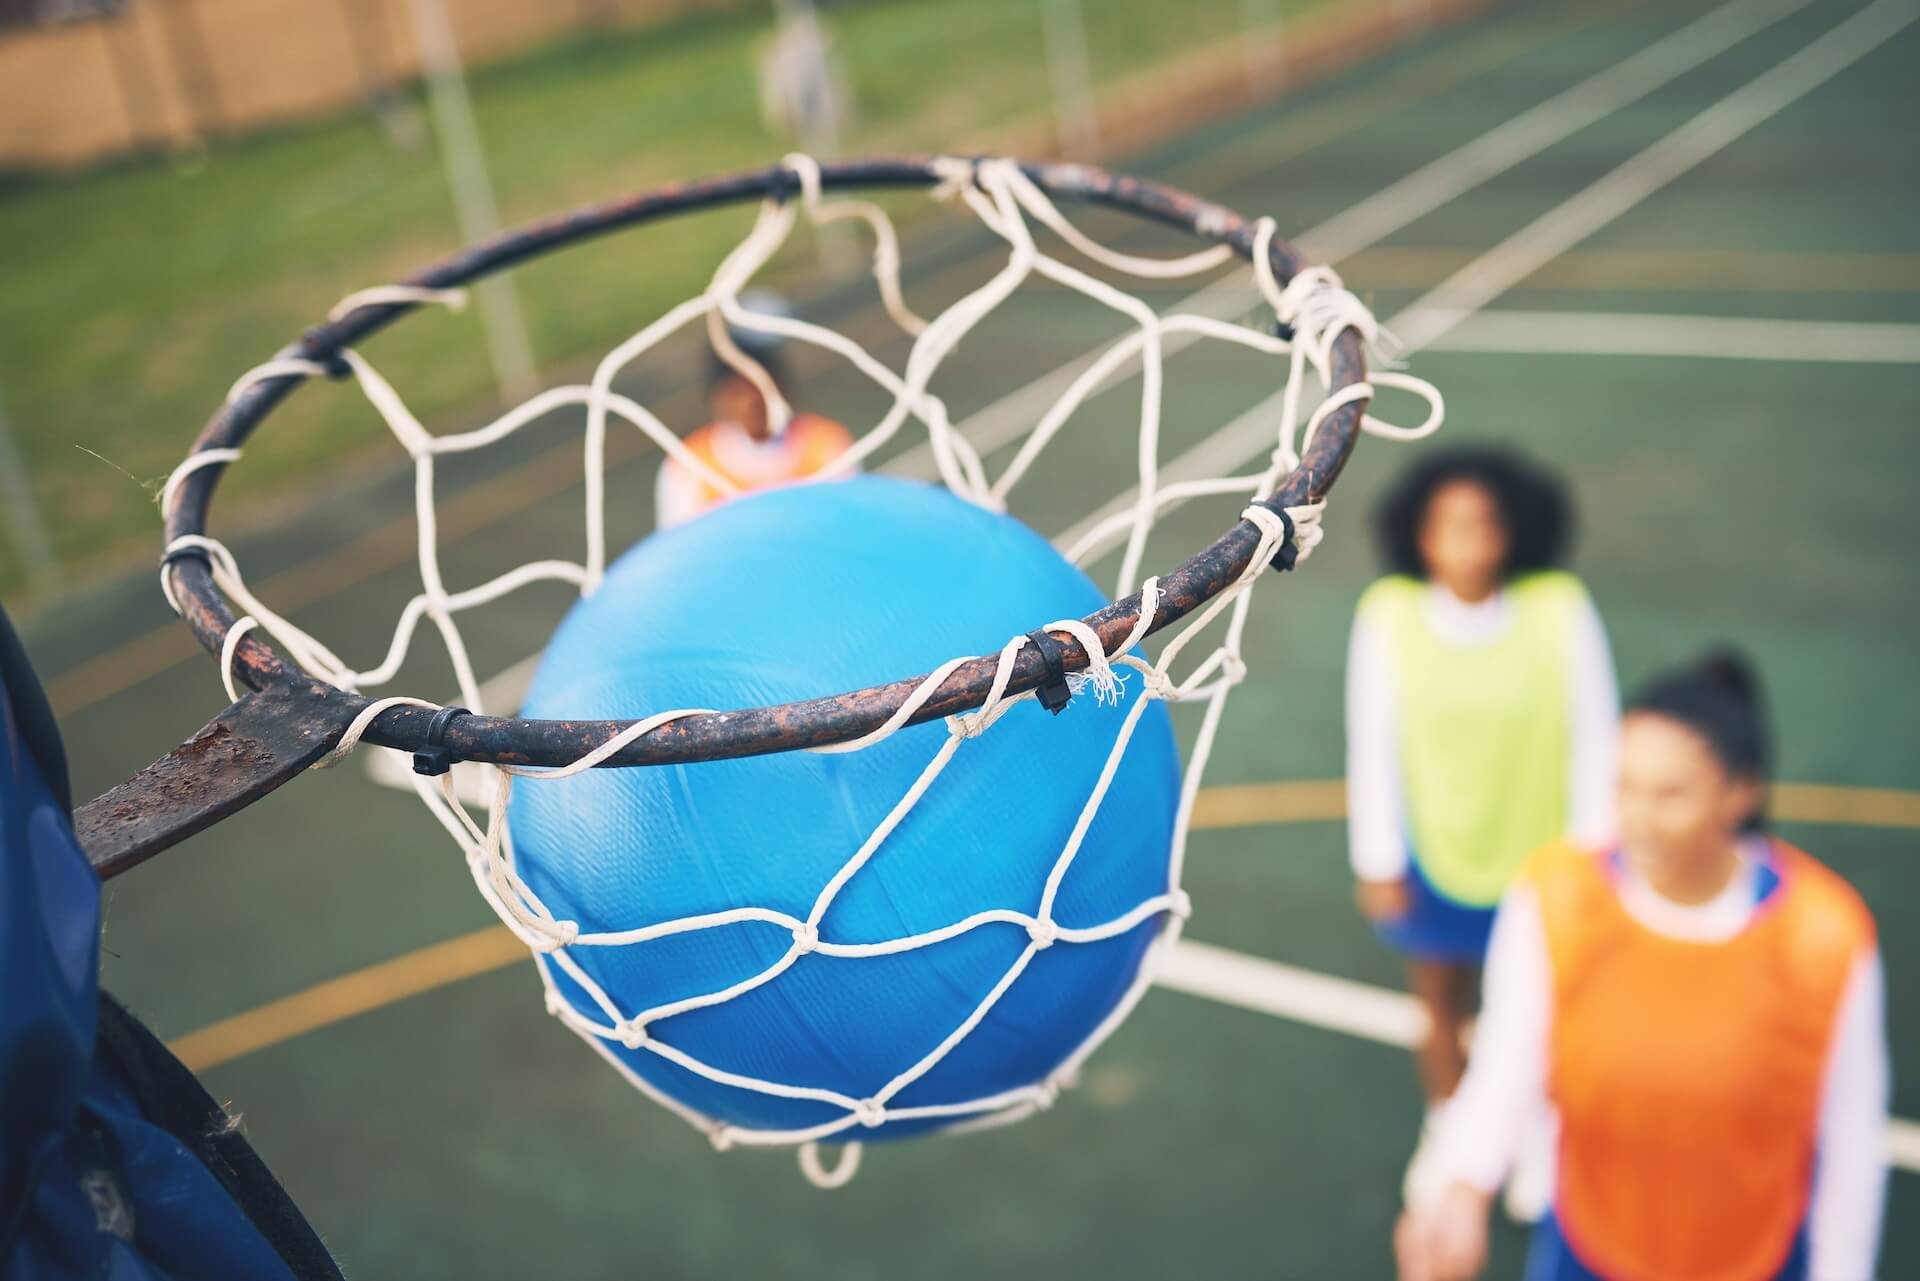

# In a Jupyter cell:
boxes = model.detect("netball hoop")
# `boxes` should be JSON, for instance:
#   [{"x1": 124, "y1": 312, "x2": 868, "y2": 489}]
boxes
[{"x1": 76, "y1": 153, "x2": 1441, "y2": 1183}]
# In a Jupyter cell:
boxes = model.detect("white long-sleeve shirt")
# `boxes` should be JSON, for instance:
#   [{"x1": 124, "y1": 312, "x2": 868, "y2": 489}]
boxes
[
  {"x1": 1345, "y1": 583, "x2": 1618, "y2": 883},
  {"x1": 1434, "y1": 841, "x2": 1890, "y2": 1281}
]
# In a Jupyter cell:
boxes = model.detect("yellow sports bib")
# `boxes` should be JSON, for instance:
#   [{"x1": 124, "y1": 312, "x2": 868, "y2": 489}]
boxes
[{"x1": 1357, "y1": 572, "x2": 1585, "y2": 906}]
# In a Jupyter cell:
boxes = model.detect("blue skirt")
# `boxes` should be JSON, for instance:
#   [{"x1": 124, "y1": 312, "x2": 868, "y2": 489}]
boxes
[
  {"x1": 1525, "y1": 1212, "x2": 1808, "y2": 1281},
  {"x1": 1372, "y1": 856, "x2": 1497, "y2": 963}
]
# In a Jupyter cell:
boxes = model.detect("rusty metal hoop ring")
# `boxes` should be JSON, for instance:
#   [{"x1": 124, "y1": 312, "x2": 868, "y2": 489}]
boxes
[{"x1": 161, "y1": 155, "x2": 1372, "y2": 772}]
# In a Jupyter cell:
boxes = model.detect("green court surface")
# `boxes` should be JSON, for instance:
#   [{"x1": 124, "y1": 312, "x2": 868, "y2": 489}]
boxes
[{"x1": 20, "y1": 0, "x2": 1920, "y2": 1276}]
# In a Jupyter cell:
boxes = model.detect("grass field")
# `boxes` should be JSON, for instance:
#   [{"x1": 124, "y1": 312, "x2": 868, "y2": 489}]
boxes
[
  {"x1": 0, "y1": 0, "x2": 1348, "y2": 597},
  {"x1": 17, "y1": 0, "x2": 1920, "y2": 1276}
]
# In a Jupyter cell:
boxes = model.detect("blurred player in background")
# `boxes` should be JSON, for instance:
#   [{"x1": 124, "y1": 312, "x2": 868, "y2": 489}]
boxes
[
  {"x1": 759, "y1": 0, "x2": 850, "y2": 159},
  {"x1": 1345, "y1": 446, "x2": 1618, "y2": 1213},
  {"x1": 1394, "y1": 651, "x2": 1888, "y2": 1281},
  {"x1": 654, "y1": 291, "x2": 855, "y2": 529}
]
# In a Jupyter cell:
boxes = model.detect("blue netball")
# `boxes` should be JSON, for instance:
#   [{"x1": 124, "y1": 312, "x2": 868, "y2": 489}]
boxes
[{"x1": 507, "y1": 474, "x2": 1179, "y2": 1139}]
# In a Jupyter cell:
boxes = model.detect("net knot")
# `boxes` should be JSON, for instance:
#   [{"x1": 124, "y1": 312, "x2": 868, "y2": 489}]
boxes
[
  {"x1": 532, "y1": 919, "x2": 579, "y2": 953},
  {"x1": 853, "y1": 1099, "x2": 887, "y2": 1129},
  {"x1": 1283, "y1": 501, "x2": 1326, "y2": 566},
  {"x1": 1169, "y1": 889, "x2": 1194, "y2": 919},
  {"x1": 1217, "y1": 655, "x2": 1249, "y2": 688},
  {"x1": 1240, "y1": 501, "x2": 1318, "y2": 579},
  {"x1": 617, "y1": 1019, "x2": 651, "y2": 1050},
  {"x1": 790, "y1": 922, "x2": 820, "y2": 955},
  {"x1": 1262, "y1": 261, "x2": 1383, "y2": 383},
  {"x1": 1026, "y1": 918, "x2": 1059, "y2": 949},
  {"x1": 709, "y1": 1126, "x2": 736, "y2": 1153},
  {"x1": 1273, "y1": 266, "x2": 1372, "y2": 337},
  {"x1": 297, "y1": 328, "x2": 356, "y2": 381},
  {"x1": 929, "y1": 155, "x2": 977, "y2": 202},
  {"x1": 543, "y1": 990, "x2": 567, "y2": 1017},
  {"x1": 1252, "y1": 217, "x2": 1386, "y2": 379},
  {"x1": 947, "y1": 710, "x2": 991, "y2": 740},
  {"x1": 1139, "y1": 668, "x2": 1179, "y2": 703}
]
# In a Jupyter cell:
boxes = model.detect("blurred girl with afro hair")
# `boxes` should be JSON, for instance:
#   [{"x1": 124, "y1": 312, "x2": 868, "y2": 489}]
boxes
[{"x1": 1346, "y1": 445, "x2": 1618, "y2": 1213}]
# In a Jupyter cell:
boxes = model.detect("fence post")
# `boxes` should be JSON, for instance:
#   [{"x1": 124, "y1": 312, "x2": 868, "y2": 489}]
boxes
[
  {"x1": 402, "y1": 0, "x2": 539, "y2": 404},
  {"x1": 1041, "y1": 0, "x2": 1100, "y2": 157}
]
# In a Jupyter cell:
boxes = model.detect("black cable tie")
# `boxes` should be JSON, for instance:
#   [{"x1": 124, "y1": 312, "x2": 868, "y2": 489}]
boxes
[
  {"x1": 1025, "y1": 630, "x2": 1073, "y2": 716},
  {"x1": 1253, "y1": 501, "x2": 1300, "y2": 573},
  {"x1": 768, "y1": 163, "x2": 803, "y2": 203},
  {"x1": 159, "y1": 544, "x2": 211, "y2": 573},
  {"x1": 298, "y1": 327, "x2": 354, "y2": 380},
  {"x1": 413, "y1": 706, "x2": 471, "y2": 777}
]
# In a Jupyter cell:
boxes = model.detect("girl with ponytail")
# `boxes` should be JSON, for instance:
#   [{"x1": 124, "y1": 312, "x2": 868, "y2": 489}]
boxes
[{"x1": 1394, "y1": 651, "x2": 1889, "y2": 1281}]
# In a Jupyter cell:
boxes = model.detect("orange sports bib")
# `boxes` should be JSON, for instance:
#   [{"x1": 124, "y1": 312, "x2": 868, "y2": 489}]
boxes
[
  {"x1": 1526, "y1": 840, "x2": 1872, "y2": 1281},
  {"x1": 672, "y1": 413, "x2": 853, "y2": 516}
]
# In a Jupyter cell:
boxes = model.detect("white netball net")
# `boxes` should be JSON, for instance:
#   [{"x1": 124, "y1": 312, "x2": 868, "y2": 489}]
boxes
[{"x1": 160, "y1": 154, "x2": 1441, "y2": 1187}]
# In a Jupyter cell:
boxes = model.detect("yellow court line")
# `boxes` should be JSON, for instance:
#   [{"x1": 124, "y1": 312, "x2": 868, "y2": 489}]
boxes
[
  {"x1": 168, "y1": 778, "x2": 1919, "y2": 1073},
  {"x1": 1773, "y1": 782, "x2": 1920, "y2": 830},
  {"x1": 47, "y1": 413, "x2": 642, "y2": 717},
  {"x1": 169, "y1": 924, "x2": 528, "y2": 1073},
  {"x1": 1188, "y1": 778, "x2": 1920, "y2": 831},
  {"x1": 1190, "y1": 778, "x2": 1349, "y2": 828},
  {"x1": 43, "y1": 0, "x2": 1605, "y2": 720}
]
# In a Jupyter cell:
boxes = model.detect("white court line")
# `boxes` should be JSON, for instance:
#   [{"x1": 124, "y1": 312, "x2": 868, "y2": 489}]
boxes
[
  {"x1": 1156, "y1": 937, "x2": 1428, "y2": 1046},
  {"x1": 1425, "y1": 311, "x2": 1920, "y2": 363},
  {"x1": 1890, "y1": 1118, "x2": 1920, "y2": 1175},
  {"x1": 1157, "y1": 937, "x2": 1920, "y2": 1174},
  {"x1": 1059, "y1": 0, "x2": 1920, "y2": 557},
  {"x1": 883, "y1": 0, "x2": 1814, "y2": 482},
  {"x1": 1052, "y1": 310, "x2": 1920, "y2": 556},
  {"x1": 1294, "y1": 0, "x2": 1817, "y2": 264},
  {"x1": 1392, "y1": 0, "x2": 1920, "y2": 352}
]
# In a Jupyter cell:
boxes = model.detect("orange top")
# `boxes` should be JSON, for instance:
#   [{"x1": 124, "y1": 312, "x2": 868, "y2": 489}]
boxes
[
  {"x1": 658, "y1": 413, "x2": 854, "y2": 527},
  {"x1": 1525, "y1": 840, "x2": 1873, "y2": 1281}
]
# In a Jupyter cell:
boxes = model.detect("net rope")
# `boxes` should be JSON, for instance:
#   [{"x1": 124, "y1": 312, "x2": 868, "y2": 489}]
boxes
[{"x1": 157, "y1": 154, "x2": 1442, "y2": 1184}]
